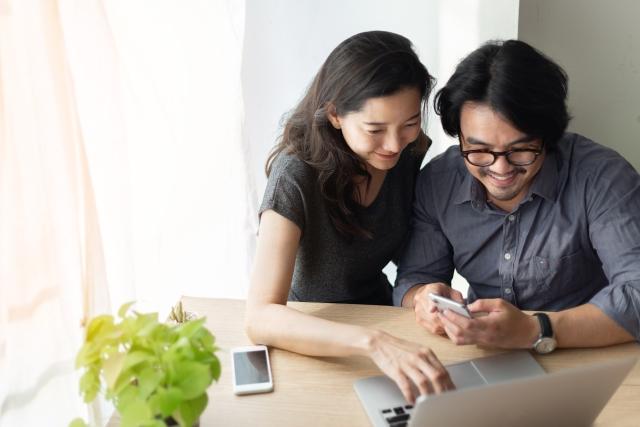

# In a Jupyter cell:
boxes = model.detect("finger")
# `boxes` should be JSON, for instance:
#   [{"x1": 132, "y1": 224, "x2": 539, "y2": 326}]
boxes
[
  {"x1": 441, "y1": 308, "x2": 473, "y2": 328},
  {"x1": 418, "y1": 310, "x2": 444, "y2": 335},
  {"x1": 467, "y1": 298, "x2": 501, "y2": 313},
  {"x1": 392, "y1": 372, "x2": 416, "y2": 404},
  {"x1": 439, "y1": 312, "x2": 468, "y2": 345},
  {"x1": 419, "y1": 350, "x2": 455, "y2": 393},
  {"x1": 404, "y1": 365, "x2": 434, "y2": 397}
]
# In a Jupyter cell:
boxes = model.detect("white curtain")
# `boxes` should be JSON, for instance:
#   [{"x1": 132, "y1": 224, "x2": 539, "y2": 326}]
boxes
[{"x1": 0, "y1": 0, "x2": 246, "y2": 425}]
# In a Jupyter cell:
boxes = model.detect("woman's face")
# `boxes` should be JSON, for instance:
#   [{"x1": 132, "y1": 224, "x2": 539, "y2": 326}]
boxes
[{"x1": 329, "y1": 87, "x2": 422, "y2": 172}]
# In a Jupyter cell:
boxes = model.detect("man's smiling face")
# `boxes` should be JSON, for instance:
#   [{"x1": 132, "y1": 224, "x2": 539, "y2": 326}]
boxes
[{"x1": 459, "y1": 102, "x2": 545, "y2": 212}]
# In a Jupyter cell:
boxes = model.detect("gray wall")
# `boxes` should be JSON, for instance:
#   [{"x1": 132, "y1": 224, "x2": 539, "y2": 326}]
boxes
[{"x1": 519, "y1": 0, "x2": 640, "y2": 170}]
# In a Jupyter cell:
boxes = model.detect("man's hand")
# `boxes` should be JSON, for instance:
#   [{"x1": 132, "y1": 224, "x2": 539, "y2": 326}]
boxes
[
  {"x1": 410, "y1": 283, "x2": 465, "y2": 336},
  {"x1": 437, "y1": 298, "x2": 540, "y2": 349}
]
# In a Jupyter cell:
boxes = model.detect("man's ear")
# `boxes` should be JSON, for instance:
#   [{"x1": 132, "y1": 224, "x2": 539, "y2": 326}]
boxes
[{"x1": 325, "y1": 103, "x2": 341, "y2": 129}]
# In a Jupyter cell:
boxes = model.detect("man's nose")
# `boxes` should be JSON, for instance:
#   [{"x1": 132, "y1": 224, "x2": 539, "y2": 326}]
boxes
[{"x1": 490, "y1": 154, "x2": 514, "y2": 174}]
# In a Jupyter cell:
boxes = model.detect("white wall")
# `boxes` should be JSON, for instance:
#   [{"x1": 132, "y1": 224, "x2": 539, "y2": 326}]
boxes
[
  {"x1": 242, "y1": 0, "x2": 519, "y2": 195},
  {"x1": 519, "y1": 0, "x2": 640, "y2": 170},
  {"x1": 241, "y1": 0, "x2": 519, "y2": 296}
]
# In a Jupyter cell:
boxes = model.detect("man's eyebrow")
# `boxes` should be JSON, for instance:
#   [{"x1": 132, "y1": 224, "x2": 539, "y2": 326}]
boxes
[
  {"x1": 465, "y1": 135, "x2": 537, "y2": 147},
  {"x1": 363, "y1": 111, "x2": 421, "y2": 126}
]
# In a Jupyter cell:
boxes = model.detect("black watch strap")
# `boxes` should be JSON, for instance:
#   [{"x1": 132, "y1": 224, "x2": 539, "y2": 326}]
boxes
[{"x1": 534, "y1": 312, "x2": 553, "y2": 338}]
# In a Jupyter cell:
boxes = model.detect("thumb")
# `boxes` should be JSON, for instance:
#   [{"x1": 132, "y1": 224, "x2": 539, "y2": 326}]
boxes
[
  {"x1": 467, "y1": 298, "x2": 501, "y2": 313},
  {"x1": 448, "y1": 288, "x2": 465, "y2": 304}
]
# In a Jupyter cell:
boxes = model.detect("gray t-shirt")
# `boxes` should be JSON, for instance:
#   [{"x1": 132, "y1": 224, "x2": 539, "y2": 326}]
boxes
[{"x1": 259, "y1": 147, "x2": 425, "y2": 304}]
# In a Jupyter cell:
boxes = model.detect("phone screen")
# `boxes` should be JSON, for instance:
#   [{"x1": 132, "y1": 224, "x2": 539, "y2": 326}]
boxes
[{"x1": 233, "y1": 350, "x2": 270, "y2": 385}]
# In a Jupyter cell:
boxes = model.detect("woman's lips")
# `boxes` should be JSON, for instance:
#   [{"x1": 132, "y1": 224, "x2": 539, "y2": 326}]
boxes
[{"x1": 374, "y1": 152, "x2": 399, "y2": 160}]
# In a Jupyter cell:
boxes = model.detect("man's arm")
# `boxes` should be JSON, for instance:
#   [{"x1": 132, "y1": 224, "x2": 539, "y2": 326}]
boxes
[
  {"x1": 436, "y1": 298, "x2": 634, "y2": 349},
  {"x1": 549, "y1": 304, "x2": 634, "y2": 347},
  {"x1": 394, "y1": 166, "x2": 455, "y2": 306},
  {"x1": 584, "y1": 151, "x2": 640, "y2": 342}
]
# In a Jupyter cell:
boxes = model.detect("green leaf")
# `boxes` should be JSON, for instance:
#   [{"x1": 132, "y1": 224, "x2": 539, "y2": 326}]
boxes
[
  {"x1": 113, "y1": 371, "x2": 135, "y2": 396},
  {"x1": 148, "y1": 387, "x2": 184, "y2": 418},
  {"x1": 103, "y1": 352, "x2": 126, "y2": 390},
  {"x1": 119, "y1": 398, "x2": 153, "y2": 427},
  {"x1": 175, "y1": 318, "x2": 205, "y2": 339},
  {"x1": 79, "y1": 367, "x2": 101, "y2": 403},
  {"x1": 69, "y1": 417, "x2": 89, "y2": 427},
  {"x1": 137, "y1": 366, "x2": 164, "y2": 400},
  {"x1": 209, "y1": 355, "x2": 221, "y2": 382},
  {"x1": 86, "y1": 314, "x2": 115, "y2": 342},
  {"x1": 171, "y1": 361, "x2": 211, "y2": 400},
  {"x1": 121, "y1": 351, "x2": 154, "y2": 373},
  {"x1": 75, "y1": 342, "x2": 100, "y2": 369},
  {"x1": 134, "y1": 313, "x2": 160, "y2": 337},
  {"x1": 118, "y1": 301, "x2": 136, "y2": 318},
  {"x1": 174, "y1": 394, "x2": 208, "y2": 427}
]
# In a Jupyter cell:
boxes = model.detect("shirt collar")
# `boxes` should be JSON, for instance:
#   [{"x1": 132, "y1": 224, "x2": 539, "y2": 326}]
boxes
[
  {"x1": 453, "y1": 149, "x2": 560, "y2": 205},
  {"x1": 453, "y1": 160, "x2": 479, "y2": 205},
  {"x1": 527, "y1": 148, "x2": 560, "y2": 202}
]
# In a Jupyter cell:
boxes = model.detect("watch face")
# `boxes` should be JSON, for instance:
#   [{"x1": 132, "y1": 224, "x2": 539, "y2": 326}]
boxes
[{"x1": 535, "y1": 337, "x2": 557, "y2": 354}]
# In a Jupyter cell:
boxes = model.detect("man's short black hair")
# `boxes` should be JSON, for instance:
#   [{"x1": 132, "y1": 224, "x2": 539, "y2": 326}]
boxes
[{"x1": 434, "y1": 39, "x2": 571, "y2": 149}]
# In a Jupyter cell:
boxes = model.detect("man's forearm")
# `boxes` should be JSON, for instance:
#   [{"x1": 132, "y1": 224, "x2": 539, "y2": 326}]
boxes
[
  {"x1": 548, "y1": 303, "x2": 634, "y2": 348},
  {"x1": 400, "y1": 283, "x2": 425, "y2": 308}
]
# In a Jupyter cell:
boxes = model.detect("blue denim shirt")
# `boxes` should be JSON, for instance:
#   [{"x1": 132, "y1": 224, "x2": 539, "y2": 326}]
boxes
[{"x1": 395, "y1": 133, "x2": 640, "y2": 340}]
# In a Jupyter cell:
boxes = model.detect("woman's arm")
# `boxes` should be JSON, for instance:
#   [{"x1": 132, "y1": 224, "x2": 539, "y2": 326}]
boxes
[{"x1": 245, "y1": 210, "x2": 455, "y2": 402}]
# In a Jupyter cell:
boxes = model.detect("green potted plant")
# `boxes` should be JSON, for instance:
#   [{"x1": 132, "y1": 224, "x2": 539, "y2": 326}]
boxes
[{"x1": 70, "y1": 302, "x2": 220, "y2": 427}]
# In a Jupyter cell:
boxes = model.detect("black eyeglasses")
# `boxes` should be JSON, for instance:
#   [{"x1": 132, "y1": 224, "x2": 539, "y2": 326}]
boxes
[{"x1": 459, "y1": 140, "x2": 544, "y2": 167}]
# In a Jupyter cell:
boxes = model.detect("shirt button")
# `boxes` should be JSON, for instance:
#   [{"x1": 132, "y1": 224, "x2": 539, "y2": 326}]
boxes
[
  {"x1": 504, "y1": 253, "x2": 512, "y2": 260},
  {"x1": 508, "y1": 215, "x2": 516, "y2": 222},
  {"x1": 504, "y1": 288, "x2": 512, "y2": 295}
]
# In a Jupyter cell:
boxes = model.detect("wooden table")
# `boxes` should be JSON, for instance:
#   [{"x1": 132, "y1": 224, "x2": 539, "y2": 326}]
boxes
[
  {"x1": 191, "y1": 297, "x2": 640, "y2": 426},
  {"x1": 111, "y1": 297, "x2": 640, "y2": 426}
]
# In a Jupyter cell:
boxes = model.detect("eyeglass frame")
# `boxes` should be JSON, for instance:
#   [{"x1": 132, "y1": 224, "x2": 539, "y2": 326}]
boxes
[{"x1": 458, "y1": 138, "x2": 545, "y2": 167}]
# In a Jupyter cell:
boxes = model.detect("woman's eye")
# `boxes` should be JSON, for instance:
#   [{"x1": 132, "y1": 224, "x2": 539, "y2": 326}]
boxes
[
  {"x1": 367, "y1": 130, "x2": 383, "y2": 135},
  {"x1": 405, "y1": 122, "x2": 418, "y2": 127}
]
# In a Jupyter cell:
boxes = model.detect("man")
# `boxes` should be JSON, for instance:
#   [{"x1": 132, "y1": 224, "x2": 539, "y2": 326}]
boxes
[{"x1": 395, "y1": 40, "x2": 639, "y2": 353}]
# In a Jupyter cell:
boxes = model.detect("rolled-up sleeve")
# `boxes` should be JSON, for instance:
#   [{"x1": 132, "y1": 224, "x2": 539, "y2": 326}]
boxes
[
  {"x1": 393, "y1": 167, "x2": 454, "y2": 306},
  {"x1": 585, "y1": 156, "x2": 640, "y2": 340}
]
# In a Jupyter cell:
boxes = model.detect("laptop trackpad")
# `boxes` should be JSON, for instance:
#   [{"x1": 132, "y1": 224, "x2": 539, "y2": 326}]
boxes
[
  {"x1": 447, "y1": 362, "x2": 487, "y2": 389},
  {"x1": 471, "y1": 351, "x2": 546, "y2": 383}
]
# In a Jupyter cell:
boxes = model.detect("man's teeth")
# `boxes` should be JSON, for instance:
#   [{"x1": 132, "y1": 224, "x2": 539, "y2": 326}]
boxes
[{"x1": 490, "y1": 174, "x2": 514, "y2": 181}]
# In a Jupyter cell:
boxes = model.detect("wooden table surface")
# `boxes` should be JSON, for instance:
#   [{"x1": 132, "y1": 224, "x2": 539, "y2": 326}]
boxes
[{"x1": 111, "y1": 297, "x2": 640, "y2": 426}]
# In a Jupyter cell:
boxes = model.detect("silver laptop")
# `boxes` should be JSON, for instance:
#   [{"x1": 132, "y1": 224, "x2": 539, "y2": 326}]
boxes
[{"x1": 354, "y1": 351, "x2": 636, "y2": 427}]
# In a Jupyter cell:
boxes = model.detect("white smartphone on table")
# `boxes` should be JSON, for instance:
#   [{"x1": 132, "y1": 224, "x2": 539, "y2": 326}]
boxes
[
  {"x1": 429, "y1": 293, "x2": 473, "y2": 319},
  {"x1": 231, "y1": 345, "x2": 274, "y2": 395}
]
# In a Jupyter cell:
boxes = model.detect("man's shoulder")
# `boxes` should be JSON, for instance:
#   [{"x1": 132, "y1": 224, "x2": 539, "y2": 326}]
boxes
[
  {"x1": 559, "y1": 133, "x2": 635, "y2": 176},
  {"x1": 422, "y1": 144, "x2": 464, "y2": 176}
]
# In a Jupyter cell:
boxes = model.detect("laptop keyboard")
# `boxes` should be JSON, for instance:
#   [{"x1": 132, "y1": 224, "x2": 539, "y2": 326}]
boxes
[{"x1": 381, "y1": 404, "x2": 413, "y2": 427}]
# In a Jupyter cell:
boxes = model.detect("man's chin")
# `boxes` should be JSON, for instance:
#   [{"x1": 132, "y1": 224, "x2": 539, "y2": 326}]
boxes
[{"x1": 487, "y1": 187, "x2": 521, "y2": 202}]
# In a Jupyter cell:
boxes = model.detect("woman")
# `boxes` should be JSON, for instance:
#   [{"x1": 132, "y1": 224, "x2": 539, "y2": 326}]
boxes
[{"x1": 246, "y1": 31, "x2": 453, "y2": 402}]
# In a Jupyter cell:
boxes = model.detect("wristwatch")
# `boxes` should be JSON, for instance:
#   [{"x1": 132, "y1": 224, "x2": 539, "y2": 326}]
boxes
[{"x1": 532, "y1": 312, "x2": 557, "y2": 354}]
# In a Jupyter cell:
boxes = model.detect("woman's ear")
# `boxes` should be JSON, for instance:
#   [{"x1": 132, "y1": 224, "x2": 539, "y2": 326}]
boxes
[{"x1": 325, "y1": 103, "x2": 341, "y2": 129}]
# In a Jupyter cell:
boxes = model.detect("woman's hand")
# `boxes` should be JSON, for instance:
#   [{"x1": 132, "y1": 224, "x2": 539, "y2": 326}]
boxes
[{"x1": 366, "y1": 330, "x2": 455, "y2": 404}]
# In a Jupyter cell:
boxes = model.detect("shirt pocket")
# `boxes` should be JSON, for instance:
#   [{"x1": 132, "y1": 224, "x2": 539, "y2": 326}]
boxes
[{"x1": 533, "y1": 249, "x2": 587, "y2": 305}]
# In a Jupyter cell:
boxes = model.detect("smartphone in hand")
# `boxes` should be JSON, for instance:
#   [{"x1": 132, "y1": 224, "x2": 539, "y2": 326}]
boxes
[{"x1": 429, "y1": 293, "x2": 472, "y2": 319}]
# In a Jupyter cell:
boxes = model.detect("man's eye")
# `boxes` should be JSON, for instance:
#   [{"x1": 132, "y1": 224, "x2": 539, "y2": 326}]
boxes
[
  {"x1": 367, "y1": 130, "x2": 383, "y2": 134},
  {"x1": 405, "y1": 122, "x2": 418, "y2": 127}
]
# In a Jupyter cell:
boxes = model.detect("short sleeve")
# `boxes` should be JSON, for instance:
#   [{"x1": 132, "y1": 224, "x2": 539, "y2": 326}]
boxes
[{"x1": 259, "y1": 154, "x2": 313, "y2": 232}]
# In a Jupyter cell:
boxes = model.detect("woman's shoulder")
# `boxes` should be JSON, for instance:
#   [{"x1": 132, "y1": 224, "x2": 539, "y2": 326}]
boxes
[{"x1": 269, "y1": 150, "x2": 316, "y2": 183}]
